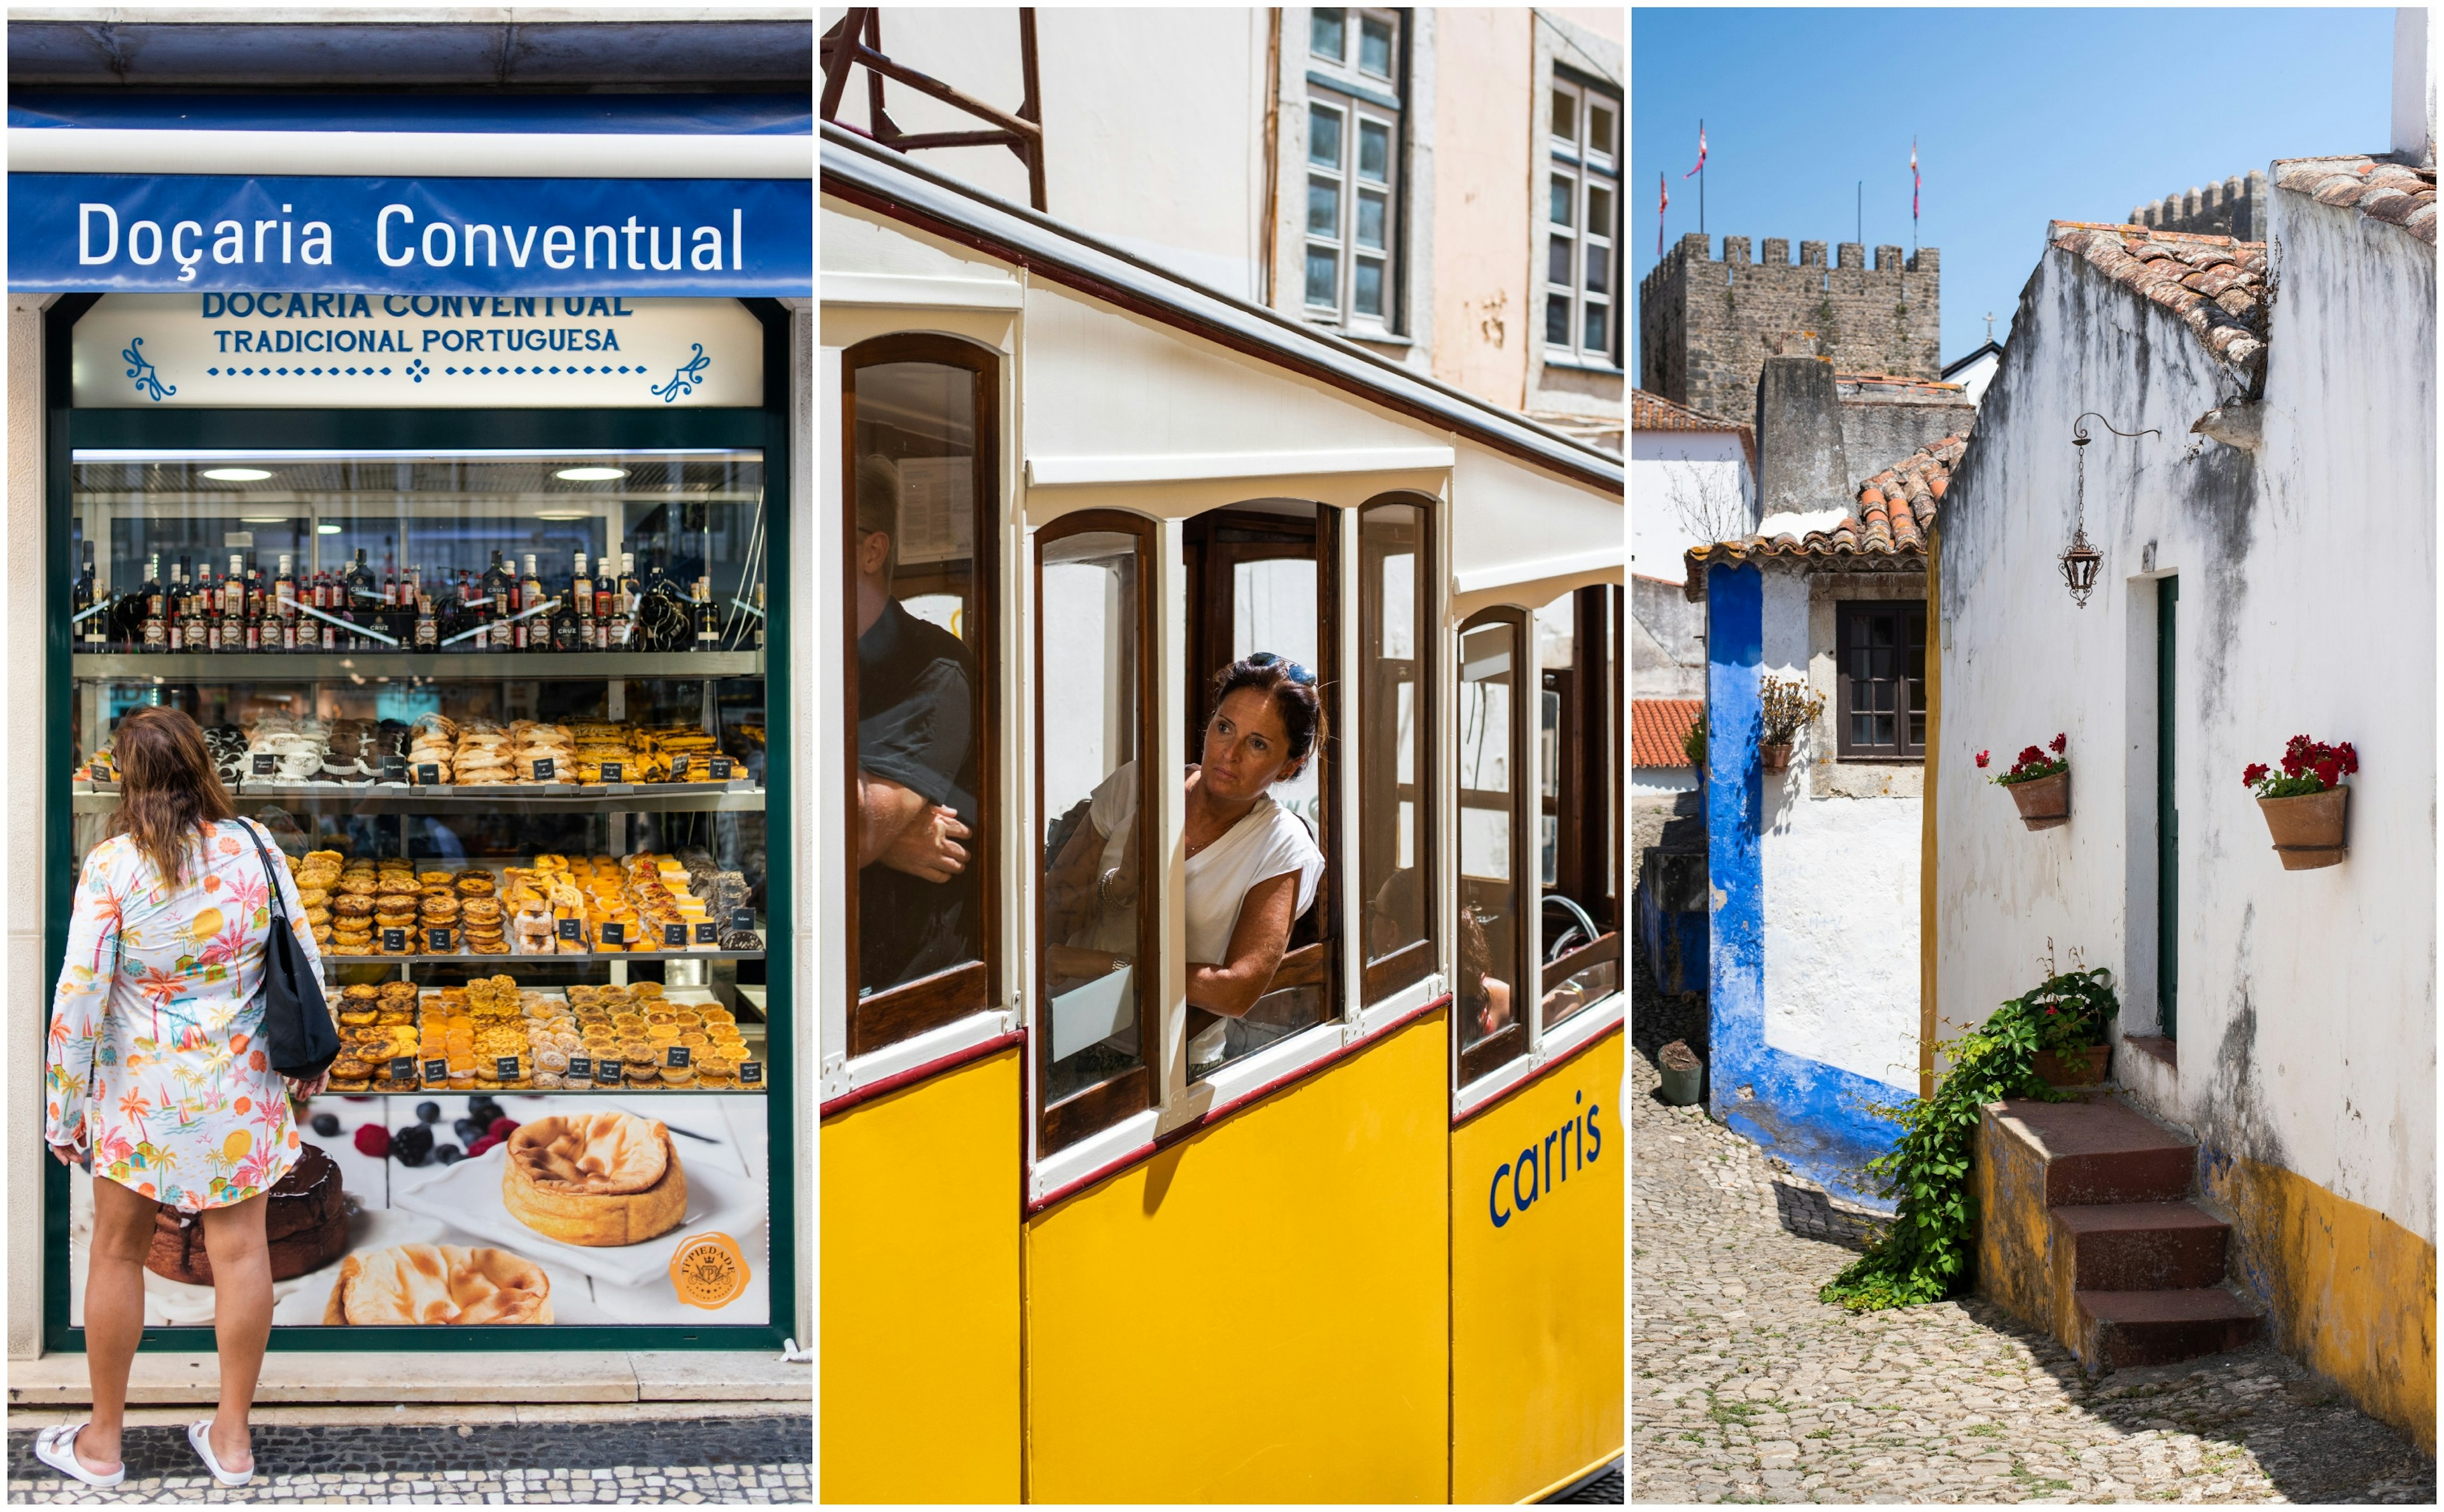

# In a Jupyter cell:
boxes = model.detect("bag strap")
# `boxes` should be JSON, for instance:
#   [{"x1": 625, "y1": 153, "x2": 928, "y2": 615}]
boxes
[{"x1": 234, "y1": 819, "x2": 292, "y2": 925}]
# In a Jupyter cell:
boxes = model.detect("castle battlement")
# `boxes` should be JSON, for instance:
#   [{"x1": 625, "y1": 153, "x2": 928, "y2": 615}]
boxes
[{"x1": 1640, "y1": 232, "x2": 1942, "y2": 425}]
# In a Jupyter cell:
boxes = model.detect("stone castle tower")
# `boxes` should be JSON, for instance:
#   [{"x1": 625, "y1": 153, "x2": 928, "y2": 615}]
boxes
[{"x1": 1639, "y1": 233, "x2": 1941, "y2": 426}]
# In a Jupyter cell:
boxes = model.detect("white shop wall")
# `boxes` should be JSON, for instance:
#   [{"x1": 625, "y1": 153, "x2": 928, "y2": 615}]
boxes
[{"x1": 1629, "y1": 430, "x2": 1752, "y2": 586}]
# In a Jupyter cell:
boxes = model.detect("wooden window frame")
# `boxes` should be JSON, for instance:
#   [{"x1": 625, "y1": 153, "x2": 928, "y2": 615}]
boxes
[
  {"x1": 1034, "y1": 509, "x2": 1162, "y2": 1155},
  {"x1": 841, "y1": 333, "x2": 1002, "y2": 1058},
  {"x1": 1834, "y1": 598, "x2": 1928, "y2": 761},
  {"x1": 1303, "y1": 8, "x2": 1405, "y2": 338},
  {"x1": 1456, "y1": 606, "x2": 1532, "y2": 1089},
  {"x1": 1545, "y1": 73, "x2": 1620, "y2": 365},
  {"x1": 1358, "y1": 496, "x2": 1434, "y2": 1005}
]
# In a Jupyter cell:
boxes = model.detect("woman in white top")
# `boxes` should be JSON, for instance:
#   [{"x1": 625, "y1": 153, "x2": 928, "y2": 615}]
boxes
[{"x1": 1045, "y1": 654, "x2": 1328, "y2": 1065}]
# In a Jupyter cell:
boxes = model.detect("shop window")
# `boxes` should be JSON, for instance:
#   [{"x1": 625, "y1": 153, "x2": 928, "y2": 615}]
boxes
[
  {"x1": 1536, "y1": 587, "x2": 1623, "y2": 1030},
  {"x1": 1182, "y1": 503, "x2": 1338, "y2": 1076},
  {"x1": 1036, "y1": 513, "x2": 1159, "y2": 1152},
  {"x1": 1457, "y1": 609, "x2": 1529, "y2": 1086},
  {"x1": 1836, "y1": 600, "x2": 1927, "y2": 759},
  {"x1": 1358, "y1": 498, "x2": 1433, "y2": 1004},
  {"x1": 1303, "y1": 10, "x2": 1403, "y2": 336},
  {"x1": 1546, "y1": 73, "x2": 1620, "y2": 365},
  {"x1": 843, "y1": 337, "x2": 1000, "y2": 1054}
]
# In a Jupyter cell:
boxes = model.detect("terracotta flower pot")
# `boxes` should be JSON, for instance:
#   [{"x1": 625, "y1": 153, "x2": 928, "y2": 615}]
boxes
[
  {"x1": 1760, "y1": 742, "x2": 1792, "y2": 772},
  {"x1": 2033, "y1": 1044, "x2": 2109, "y2": 1088},
  {"x1": 2006, "y1": 767, "x2": 2070, "y2": 830},
  {"x1": 2259, "y1": 785, "x2": 2348, "y2": 869}
]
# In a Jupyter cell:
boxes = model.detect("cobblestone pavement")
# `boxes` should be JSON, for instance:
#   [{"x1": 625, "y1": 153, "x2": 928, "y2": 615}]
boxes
[
  {"x1": 1628, "y1": 1039, "x2": 2436, "y2": 1504},
  {"x1": 6, "y1": 1415, "x2": 811, "y2": 1504}
]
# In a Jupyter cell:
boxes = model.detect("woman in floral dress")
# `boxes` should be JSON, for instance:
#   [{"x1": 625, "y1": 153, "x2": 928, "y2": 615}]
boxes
[{"x1": 38, "y1": 706, "x2": 328, "y2": 1490}]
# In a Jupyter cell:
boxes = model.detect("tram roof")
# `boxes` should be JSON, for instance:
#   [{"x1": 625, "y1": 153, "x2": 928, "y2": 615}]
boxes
[{"x1": 820, "y1": 124, "x2": 1626, "y2": 499}]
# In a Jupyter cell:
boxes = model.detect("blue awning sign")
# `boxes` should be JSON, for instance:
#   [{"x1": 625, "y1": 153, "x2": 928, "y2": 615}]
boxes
[{"x1": 10, "y1": 174, "x2": 811, "y2": 295}]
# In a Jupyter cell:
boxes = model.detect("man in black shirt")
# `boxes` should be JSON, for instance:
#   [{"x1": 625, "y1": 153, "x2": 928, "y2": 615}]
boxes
[{"x1": 855, "y1": 456, "x2": 980, "y2": 993}]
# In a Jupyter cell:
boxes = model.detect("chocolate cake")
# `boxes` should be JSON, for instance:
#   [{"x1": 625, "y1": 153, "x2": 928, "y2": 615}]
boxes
[{"x1": 144, "y1": 1144, "x2": 349, "y2": 1285}]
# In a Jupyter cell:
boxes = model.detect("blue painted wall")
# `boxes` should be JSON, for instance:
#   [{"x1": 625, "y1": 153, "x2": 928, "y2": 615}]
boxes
[{"x1": 1704, "y1": 563, "x2": 1908, "y2": 1212}]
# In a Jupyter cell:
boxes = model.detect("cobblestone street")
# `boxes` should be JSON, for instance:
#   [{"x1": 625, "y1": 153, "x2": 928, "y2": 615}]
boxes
[{"x1": 1628, "y1": 1030, "x2": 2436, "y2": 1504}]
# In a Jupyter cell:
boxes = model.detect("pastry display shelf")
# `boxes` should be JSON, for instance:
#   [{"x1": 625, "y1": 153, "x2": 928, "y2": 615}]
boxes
[
  {"x1": 320, "y1": 949, "x2": 766, "y2": 965},
  {"x1": 67, "y1": 650, "x2": 762, "y2": 682},
  {"x1": 73, "y1": 783, "x2": 766, "y2": 815}
]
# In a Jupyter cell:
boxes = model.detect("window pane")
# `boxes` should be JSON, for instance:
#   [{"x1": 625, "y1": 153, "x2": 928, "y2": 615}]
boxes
[
  {"x1": 1308, "y1": 177, "x2": 1341, "y2": 237},
  {"x1": 1546, "y1": 293, "x2": 1570, "y2": 345},
  {"x1": 1551, "y1": 176, "x2": 1574, "y2": 227},
  {"x1": 1305, "y1": 247, "x2": 1339, "y2": 307},
  {"x1": 1359, "y1": 15, "x2": 1393, "y2": 76},
  {"x1": 1356, "y1": 191, "x2": 1387, "y2": 250},
  {"x1": 1310, "y1": 7, "x2": 1345, "y2": 60},
  {"x1": 1354, "y1": 257, "x2": 1384, "y2": 318},
  {"x1": 1039, "y1": 531, "x2": 1148, "y2": 1107},
  {"x1": 856, "y1": 362, "x2": 982, "y2": 1000},
  {"x1": 1358, "y1": 119, "x2": 1391, "y2": 183},
  {"x1": 1851, "y1": 710, "x2": 1871, "y2": 746},
  {"x1": 1541, "y1": 813, "x2": 1559, "y2": 887},
  {"x1": 1230, "y1": 556, "x2": 1322, "y2": 831},
  {"x1": 1583, "y1": 300, "x2": 1608, "y2": 351},
  {"x1": 1361, "y1": 507, "x2": 1427, "y2": 990},
  {"x1": 1459, "y1": 620, "x2": 1520, "y2": 1052},
  {"x1": 1551, "y1": 87, "x2": 1577, "y2": 144},
  {"x1": 1589, "y1": 103, "x2": 1616, "y2": 157},
  {"x1": 1540, "y1": 689, "x2": 1561, "y2": 800},
  {"x1": 1549, "y1": 235, "x2": 1573, "y2": 287},
  {"x1": 1587, "y1": 246, "x2": 1610, "y2": 295},
  {"x1": 1909, "y1": 711, "x2": 1926, "y2": 748},
  {"x1": 1309, "y1": 104, "x2": 1344, "y2": 167},
  {"x1": 1588, "y1": 185, "x2": 1613, "y2": 235}
]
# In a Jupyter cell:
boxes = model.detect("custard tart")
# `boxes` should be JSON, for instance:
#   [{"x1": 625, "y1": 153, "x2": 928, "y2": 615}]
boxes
[
  {"x1": 501, "y1": 1111, "x2": 687, "y2": 1247},
  {"x1": 323, "y1": 1243, "x2": 552, "y2": 1326}
]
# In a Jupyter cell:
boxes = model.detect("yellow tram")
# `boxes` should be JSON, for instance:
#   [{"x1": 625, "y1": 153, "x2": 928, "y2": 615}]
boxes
[{"x1": 818, "y1": 123, "x2": 1625, "y2": 1503}]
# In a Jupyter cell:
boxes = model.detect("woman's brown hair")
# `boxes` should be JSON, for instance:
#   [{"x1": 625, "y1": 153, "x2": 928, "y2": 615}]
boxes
[{"x1": 106, "y1": 705, "x2": 236, "y2": 886}]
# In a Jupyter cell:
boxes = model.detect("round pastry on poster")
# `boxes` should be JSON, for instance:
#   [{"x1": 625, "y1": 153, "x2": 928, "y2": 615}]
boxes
[
  {"x1": 146, "y1": 1144, "x2": 348, "y2": 1285},
  {"x1": 500, "y1": 1110, "x2": 686, "y2": 1247},
  {"x1": 322, "y1": 1243, "x2": 552, "y2": 1325}
]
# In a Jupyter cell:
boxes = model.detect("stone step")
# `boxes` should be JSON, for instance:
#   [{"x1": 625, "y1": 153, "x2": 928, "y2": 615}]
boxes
[
  {"x1": 1993, "y1": 1096, "x2": 2195, "y2": 1205},
  {"x1": 2073, "y1": 1287, "x2": 2263, "y2": 1369},
  {"x1": 2053, "y1": 1201, "x2": 2231, "y2": 1291}
]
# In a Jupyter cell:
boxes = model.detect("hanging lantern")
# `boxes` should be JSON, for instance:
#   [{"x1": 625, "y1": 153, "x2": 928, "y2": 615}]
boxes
[{"x1": 2061, "y1": 412, "x2": 2160, "y2": 608}]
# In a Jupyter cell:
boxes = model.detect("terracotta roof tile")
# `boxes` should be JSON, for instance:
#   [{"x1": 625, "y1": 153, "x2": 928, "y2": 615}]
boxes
[
  {"x1": 2270, "y1": 155, "x2": 2438, "y2": 245},
  {"x1": 1633, "y1": 389, "x2": 1746, "y2": 433},
  {"x1": 1632, "y1": 699, "x2": 1704, "y2": 769},
  {"x1": 2046, "y1": 221, "x2": 2272, "y2": 377},
  {"x1": 1680, "y1": 430, "x2": 1967, "y2": 598}
]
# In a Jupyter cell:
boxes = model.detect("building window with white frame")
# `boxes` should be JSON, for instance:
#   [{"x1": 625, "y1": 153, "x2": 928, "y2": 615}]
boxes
[
  {"x1": 1303, "y1": 8, "x2": 1403, "y2": 335},
  {"x1": 1546, "y1": 71, "x2": 1619, "y2": 365}
]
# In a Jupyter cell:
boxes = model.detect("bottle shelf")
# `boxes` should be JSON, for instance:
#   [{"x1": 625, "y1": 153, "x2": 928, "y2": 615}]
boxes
[
  {"x1": 320, "y1": 949, "x2": 765, "y2": 965},
  {"x1": 67, "y1": 650, "x2": 762, "y2": 682},
  {"x1": 73, "y1": 783, "x2": 767, "y2": 815}
]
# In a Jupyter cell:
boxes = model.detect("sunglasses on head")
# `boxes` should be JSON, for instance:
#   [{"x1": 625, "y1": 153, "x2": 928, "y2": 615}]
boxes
[{"x1": 1246, "y1": 652, "x2": 1316, "y2": 685}]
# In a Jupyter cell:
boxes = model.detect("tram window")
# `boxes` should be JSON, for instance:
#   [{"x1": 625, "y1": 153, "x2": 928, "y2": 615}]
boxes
[
  {"x1": 1359, "y1": 500, "x2": 1433, "y2": 1004},
  {"x1": 1036, "y1": 516, "x2": 1158, "y2": 1151},
  {"x1": 844, "y1": 341, "x2": 999, "y2": 1056},
  {"x1": 1538, "y1": 587, "x2": 1624, "y2": 1030},
  {"x1": 1457, "y1": 611, "x2": 1529, "y2": 1084},
  {"x1": 1181, "y1": 503, "x2": 1337, "y2": 1077}
]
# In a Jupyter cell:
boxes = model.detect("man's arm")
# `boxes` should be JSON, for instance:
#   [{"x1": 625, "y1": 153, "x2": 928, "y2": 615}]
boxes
[{"x1": 858, "y1": 770, "x2": 967, "y2": 878}]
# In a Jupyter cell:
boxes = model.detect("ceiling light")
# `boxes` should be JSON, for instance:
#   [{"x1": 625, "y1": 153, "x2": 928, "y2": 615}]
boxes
[
  {"x1": 535, "y1": 510, "x2": 589, "y2": 521},
  {"x1": 555, "y1": 466, "x2": 628, "y2": 482},
  {"x1": 317, "y1": 524, "x2": 344, "y2": 535},
  {"x1": 239, "y1": 515, "x2": 290, "y2": 524},
  {"x1": 200, "y1": 466, "x2": 272, "y2": 482}
]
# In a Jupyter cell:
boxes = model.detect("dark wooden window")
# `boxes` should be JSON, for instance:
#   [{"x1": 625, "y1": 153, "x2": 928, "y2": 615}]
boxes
[{"x1": 1835, "y1": 600, "x2": 1927, "y2": 759}]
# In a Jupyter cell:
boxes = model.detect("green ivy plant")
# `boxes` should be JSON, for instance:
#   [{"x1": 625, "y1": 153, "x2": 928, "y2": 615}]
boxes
[{"x1": 1818, "y1": 963, "x2": 2119, "y2": 1312}]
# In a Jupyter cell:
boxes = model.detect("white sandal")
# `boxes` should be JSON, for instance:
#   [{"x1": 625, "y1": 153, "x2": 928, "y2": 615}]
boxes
[
  {"x1": 188, "y1": 1417, "x2": 255, "y2": 1487},
  {"x1": 33, "y1": 1422, "x2": 126, "y2": 1488}
]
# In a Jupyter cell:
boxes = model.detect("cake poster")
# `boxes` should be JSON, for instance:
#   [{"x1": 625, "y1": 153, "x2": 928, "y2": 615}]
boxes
[{"x1": 67, "y1": 1094, "x2": 768, "y2": 1329}]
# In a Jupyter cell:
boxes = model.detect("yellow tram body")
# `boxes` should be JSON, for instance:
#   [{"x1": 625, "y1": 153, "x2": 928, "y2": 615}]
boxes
[{"x1": 820, "y1": 123, "x2": 1624, "y2": 1503}]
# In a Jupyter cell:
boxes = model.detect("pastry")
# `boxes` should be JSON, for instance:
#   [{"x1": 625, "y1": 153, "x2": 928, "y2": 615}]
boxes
[
  {"x1": 417, "y1": 870, "x2": 453, "y2": 887},
  {"x1": 500, "y1": 1112, "x2": 686, "y2": 1247},
  {"x1": 146, "y1": 1142, "x2": 351, "y2": 1287},
  {"x1": 322, "y1": 1243, "x2": 552, "y2": 1326}
]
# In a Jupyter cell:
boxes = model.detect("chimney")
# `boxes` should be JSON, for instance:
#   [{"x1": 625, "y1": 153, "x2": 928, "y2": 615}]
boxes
[
  {"x1": 2395, "y1": 6, "x2": 2436, "y2": 169},
  {"x1": 1754, "y1": 335, "x2": 1853, "y2": 524}
]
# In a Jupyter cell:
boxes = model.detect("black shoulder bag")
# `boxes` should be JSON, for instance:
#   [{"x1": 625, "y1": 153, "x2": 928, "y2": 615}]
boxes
[{"x1": 237, "y1": 820, "x2": 339, "y2": 1079}]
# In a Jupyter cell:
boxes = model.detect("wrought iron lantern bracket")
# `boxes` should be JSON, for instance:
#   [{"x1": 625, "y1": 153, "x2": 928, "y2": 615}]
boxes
[{"x1": 2061, "y1": 412, "x2": 2160, "y2": 607}]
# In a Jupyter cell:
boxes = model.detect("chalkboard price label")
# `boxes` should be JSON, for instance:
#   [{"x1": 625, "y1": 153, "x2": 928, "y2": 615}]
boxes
[
  {"x1": 388, "y1": 1056, "x2": 417, "y2": 1082},
  {"x1": 600, "y1": 760, "x2": 624, "y2": 783},
  {"x1": 708, "y1": 757, "x2": 734, "y2": 781},
  {"x1": 694, "y1": 921, "x2": 719, "y2": 945},
  {"x1": 601, "y1": 921, "x2": 626, "y2": 945},
  {"x1": 665, "y1": 1044, "x2": 692, "y2": 1069},
  {"x1": 557, "y1": 917, "x2": 582, "y2": 941},
  {"x1": 381, "y1": 927, "x2": 407, "y2": 952},
  {"x1": 596, "y1": 1061, "x2": 624, "y2": 1086},
  {"x1": 382, "y1": 756, "x2": 407, "y2": 781},
  {"x1": 664, "y1": 923, "x2": 689, "y2": 949},
  {"x1": 495, "y1": 1055, "x2": 522, "y2": 1081},
  {"x1": 251, "y1": 753, "x2": 276, "y2": 776},
  {"x1": 566, "y1": 1055, "x2": 594, "y2": 1081},
  {"x1": 424, "y1": 1057, "x2": 449, "y2": 1082},
  {"x1": 739, "y1": 1060, "x2": 763, "y2": 1086},
  {"x1": 730, "y1": 909, "x2": 754, "y2": 932},
  {"x1": 531, "y1": 756, "x2": 555, "y2": 781},
  {"x1": 426, "y1": 926, "x2": 453, "y2": 953},
  {"x1": 416, "y1": 762, "x2": 440, "y2": 785},
  {"x1": 671, "y1": 755, "x2": 689, "y2": 780}
]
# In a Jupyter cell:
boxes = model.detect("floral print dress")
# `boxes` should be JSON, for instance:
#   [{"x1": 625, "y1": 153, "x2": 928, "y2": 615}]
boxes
[{"x1": 45, "y1": 818, "x2": 322, "y2": 1212}]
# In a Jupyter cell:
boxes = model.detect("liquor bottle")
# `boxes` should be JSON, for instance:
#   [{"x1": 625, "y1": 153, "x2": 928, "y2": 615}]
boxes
[
  {"x1": 483, "y1": 550, "x2": 514, "y2": 620},
  {"x1": 615, "y1": 551, "x2": 640, "y2": 648},
  {"x1": 71, "y1": 542, "x2": 94, "y2": 653},
  {"x1": 692, "y1": 575, "x2": 719, "y2": 651},
  {"x1": 273, "y1": 552, "x2": 297, "y2": 631},
  {"x1": 223, "y1": 556, "x2": 247, "y2": 652},
  {"x1": 139, "y1": 554, "x2": 166, "y2": 653},
  {"x1": 551, "y1": 561, "x2": 584, "y2": 652},
  {"x1": 165, "y1": 560, "x2": 188, "y2": 652},
  {"x1": 753, "y1": 584, "x2": 766, "y2": 652},
  {"x1": 414, "y1": 571, "x2": 438, "y2": 652},
  {"x1": 570, "y1": 553, "x2": 594, "y2": 652}
]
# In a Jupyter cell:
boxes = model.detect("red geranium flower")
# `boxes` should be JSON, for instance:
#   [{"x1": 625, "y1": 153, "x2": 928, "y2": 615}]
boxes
[
  {"x1": 1976, "y1": 750, "x2": 1990, "y2": 769},
  {"x1": 2050, "y1": 732, "x2": 2067, "y2": 755}
]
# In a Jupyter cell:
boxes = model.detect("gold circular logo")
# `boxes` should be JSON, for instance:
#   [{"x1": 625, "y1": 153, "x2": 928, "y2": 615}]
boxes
[{"x1": 668, "y1": 1231, "x2": 750, "y2": 1309}]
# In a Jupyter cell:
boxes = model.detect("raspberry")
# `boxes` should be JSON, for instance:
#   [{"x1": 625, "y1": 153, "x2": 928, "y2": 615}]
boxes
[
  {"x1": 487, "y1": 1116, "x2": 520, "y2": 1142},
  {"x1": 353, "y1": 1124, "x2": 390, "y2": 1159}
]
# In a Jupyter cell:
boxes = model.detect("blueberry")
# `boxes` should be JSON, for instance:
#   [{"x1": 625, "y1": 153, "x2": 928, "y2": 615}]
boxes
[
  {"x1": 434, "y1": 1144, "x2": 463, "y2": 1166},
  {"x1": 309, "y1": 1112, "x2": 341, "y2": 1137},
  {"x1": 453, "y1": 1117, "x2": 485, "y2": 1145},
  {"x1": 414, "y1": 1101, "x2": 441, "y2": 1124},
  {"x1": 392, "y1": 1124, "x2": 435, "y2": 1166}
]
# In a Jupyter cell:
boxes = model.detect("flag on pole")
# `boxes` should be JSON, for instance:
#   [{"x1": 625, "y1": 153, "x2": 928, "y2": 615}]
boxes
[
  {"x1": 1912, "y1": 137, "x2": 1921, "y2": 226},
  {"x1": 1657, "y1": 171, "x2": 1669, "y2": 257},
  {"x1": 1683, "y1": 125, "x2": 1708, "y2": 180}
]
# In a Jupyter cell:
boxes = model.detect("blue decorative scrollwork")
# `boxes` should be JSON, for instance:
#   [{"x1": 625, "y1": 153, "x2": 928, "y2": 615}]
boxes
[
  {"x1": 123, "y1": 339, "x2": 175, "y2": 402},
  {"x1": 650, "y1": 344, "x2": 711, "y2": 403}
]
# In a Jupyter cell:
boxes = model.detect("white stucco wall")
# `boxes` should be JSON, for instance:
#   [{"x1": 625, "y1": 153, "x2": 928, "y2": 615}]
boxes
[
  {"x1": 1630, "y1": 428, "x2": 1752, "y2": 585},
  {"x1": 1937, "y1": 201, "x2": 2436, "y2": 1242},
  {"x1": 1755, "y1": 570, "x2": 1925, "y2": 1092}
]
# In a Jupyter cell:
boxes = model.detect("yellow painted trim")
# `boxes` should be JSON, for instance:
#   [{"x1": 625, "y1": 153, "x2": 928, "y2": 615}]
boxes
[
  {"x1": 1519, "y1": 1452, "x2": 1624, "y2": 1504},
  {"x1": 1920, "y1": 526, "x2": 1941, "y2": 1098}
]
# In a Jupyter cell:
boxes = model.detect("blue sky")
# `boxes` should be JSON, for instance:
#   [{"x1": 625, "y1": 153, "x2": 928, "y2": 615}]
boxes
[{"x1": 1631, "y1": 7, "x2": 2397, "y2": 374}]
